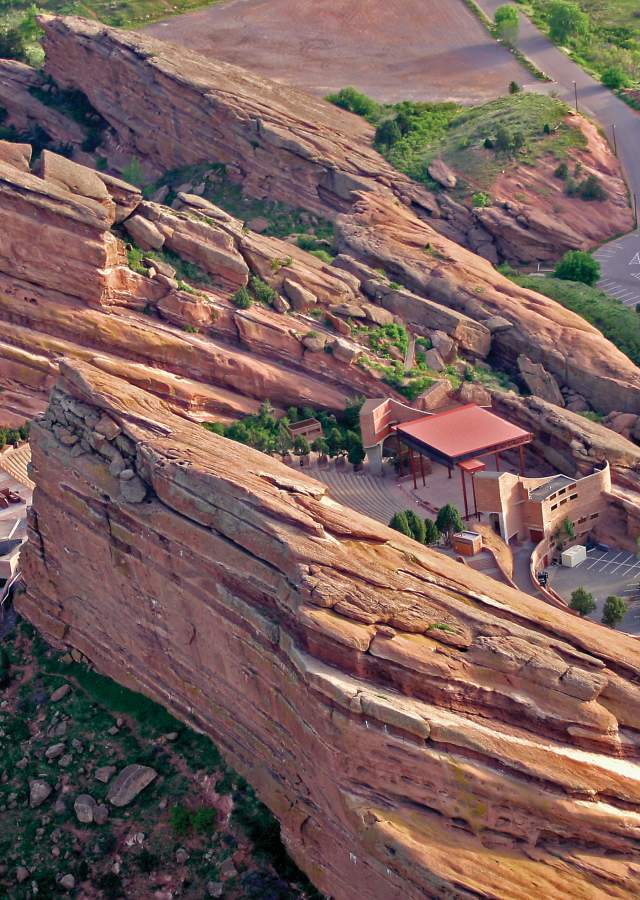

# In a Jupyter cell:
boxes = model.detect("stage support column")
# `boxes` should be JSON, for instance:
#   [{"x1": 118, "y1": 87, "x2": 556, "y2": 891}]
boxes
[
  {"x1": 409, "y1": 447, "x2": 417, "y2": 490},
  {"x1": 519, "y1": 445, "x2": 525, "y2": 476},
  {"x1": 460, "y1": 467, "x2": 469, "y2": 519},
  {"x1": 419, "y1": 454, "x2": 426, "y2": 487},
  {"x1": 495, "y1": 452, "x2": 500, "y2": 472}
]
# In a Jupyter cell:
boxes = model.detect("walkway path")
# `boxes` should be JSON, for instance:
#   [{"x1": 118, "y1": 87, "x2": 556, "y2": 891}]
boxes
[{"x1": 476, "y1": 0, "x2": 640, "y2": 300}]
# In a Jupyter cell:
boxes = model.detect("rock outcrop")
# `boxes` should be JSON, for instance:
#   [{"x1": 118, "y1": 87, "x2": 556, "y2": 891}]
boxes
[
  {"x1": 0, "y1": 144, "x2": 401, "y2": 426},
  {"x1": 19, "y1": 359, "x2": 640, "y2": 900}
]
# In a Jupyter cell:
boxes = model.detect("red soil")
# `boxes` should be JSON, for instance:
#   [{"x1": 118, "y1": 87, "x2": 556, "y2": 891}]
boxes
[{"x1": 142, "y1": 0, "x2": 530, "y2": 104}]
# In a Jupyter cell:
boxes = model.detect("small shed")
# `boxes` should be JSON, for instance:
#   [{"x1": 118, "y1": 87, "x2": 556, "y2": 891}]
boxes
[
  {"x1": 288, "y1": 418, "x2": 323, "y2": 444},
  {"x1": 561, "y1": 545, "x2": 587, "y2": 568},
  {"x1": 452, "y1": 531, "x2": 483, "y2": 557}
]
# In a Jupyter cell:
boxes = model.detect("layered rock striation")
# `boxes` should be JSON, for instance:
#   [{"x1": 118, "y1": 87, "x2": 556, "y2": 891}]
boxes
[{"x1": 19, "y1": 360, "x2": 640, "y2": 899}]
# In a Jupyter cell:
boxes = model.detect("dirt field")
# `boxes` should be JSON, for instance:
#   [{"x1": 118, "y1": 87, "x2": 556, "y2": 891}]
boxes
[{"x1": 142, "y1": 0, "x2": 530, "y2": 104}]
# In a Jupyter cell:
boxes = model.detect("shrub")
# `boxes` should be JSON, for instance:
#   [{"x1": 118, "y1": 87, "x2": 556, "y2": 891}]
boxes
[
  {"x1": 121, "y1": 157, "x2": 144, "y2": 187},
  {"x1": 424, "y1": 518, "x2": 441, "y2": 545},
  {"x1": 250, "y1": 276, "x2": 277, "y2": 305},
  {"x1": 325, "y1": 87, "x2": 381, "y2": 123},
  {"x1": 472, "y1": 191, "x2": 492, "y2": 208},
  {"x1": 170, "y1": 804, "x2": 192, "y2": 836},
  {"x1": 193, "y1": 807, "x2": 217, "y2": 834},
  {"x1": 508, "y1": 80, "x2": 521, "y2": 94},
  {"x1": 293, "y1": 436, "x2": 310, "y2": 456},
  {"x1": 435, "y1": 504, "x2": 464, "y2": 544},
  {"x1": 495, "y1": 5, "x2": 519, "y2": 44},
  {"x1": 569, "y1": 587, "x2": 596, "y2": 617},
  {"x1": 494, "y1": 124, "x2": 513, "y2": 154},
  {"x1": 554, "y1": 161, "x2": 569, "y2": 180},
  {"x1": 601, "y1": 66, "x2": 630, "y2": 91},
  {"x1": 578, "y1": 174, "x2": 607, "y2": 201},
  {"x1": 389, "y1": 511, "x2": 412, "y2": 538},
  {"x1": 554, "y1": 250, "x2": 600, "y2": 286},
  {"x1": 548, "y1": 1, "x2": 589, "y2": 45},
  {"x1": 405, "y1": 509, "x2": 427, "y2": 544},
  {"x1": 602, "y1": 595, "x2": 628, "y2": 627},
  {"x1": 375, "y1": 118, "x2": 402, "y2": 148},
  {"x1": 232, "y1": 286, "x2": 252, "y2": 309}
]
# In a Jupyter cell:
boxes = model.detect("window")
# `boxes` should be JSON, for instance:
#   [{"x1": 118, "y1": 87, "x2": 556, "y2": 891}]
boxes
[
  {"x1": 558, "y1": 488, "x2": 566, "y2": 496},
  {"x1": 550, "y1": 503, "x2": 558, "y2": 511},
  {"x1": 568, "y1": 484, "x2": 577, "y2": 490},
  {"x1": 590, "y1": 512, "x2": 599, "y2": 520},
  {"x1": 578, "y1": 516, "x2": 587, "y2": 524},
  {"x1": 560, "y1": 498, "x2": 568, "y2": 505},
  {"x1": 569, "y1": 494, "x2": 578, "y2": 501}
]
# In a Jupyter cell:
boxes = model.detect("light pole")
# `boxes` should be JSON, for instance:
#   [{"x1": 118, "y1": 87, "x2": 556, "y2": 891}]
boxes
[
  {"x1": 572, "y1": 81, "x2": 578, "y2": 112},
  {"x1": 611, "y1": 122, "x2": 617, "y2": 155}
]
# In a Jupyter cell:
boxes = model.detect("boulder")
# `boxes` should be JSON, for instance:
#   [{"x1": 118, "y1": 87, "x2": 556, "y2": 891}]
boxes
[
  {"x1": 29, "y1": 779, "x2": 52, "y2": 808},
  {"x1": 94, "y1": 765, "x2": 117, "y2": 784},
  {"x1": 424, "y1": 348, "x2": 445, "y2": 372},
  {"x1": 428, "y1": 158, "x2": 457, "y2": 189},
  {"x1": 302, "y1": 333, "x2": 326, "y2": 353},
  {"x1": 59, "y1": 874, "x2": 75, "y2": 890},
  {"x1": 331, "y1": 338, "x2": 358, "y2": 365},
  {"x1": 74, "y1": 794, "x2": 96, "y2": 823},
  {"x1": 95, "y1": 171, "x2": 142, "y2": 223},
  {"x1": 518, "y1": 355, "x2": 565, "y2": 407},
  {"x1": 124, "y1": 215, "x2": 165, "y2": 251},
  {"x1": 361, "y1": 304, "x2": 394, "y2": 326},
  {"x1": 429, "y1": 330, "x2": 455, "y2": 361},
  {"x1": 283, "y1": 279, "x2": 317, "y2": 312},
  {"x1": 39, "y1": 150, "x2": 111, "y2": 209},
  {"x1": 415, "y1": 379, "x2": 452, "y2": 411},
  {"x1": 50, "y1": 684, "x2": 70, "y2": 702},
  {"x1": 107, "y1": 764, "x2": 157, "y2": 807},
  {"x1": 457, "y1": 381, "x2": 491, "y2": 406},
  {"x1": 483, "y1": 315, "x2": 513, "y2": 333},
  {"x1": 0, "y1": 140, "x2": 31, "y2": 172}
]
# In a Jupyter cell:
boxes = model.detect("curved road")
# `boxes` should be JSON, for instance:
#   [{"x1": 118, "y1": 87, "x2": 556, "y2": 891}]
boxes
[{"x1": 477, "y1": 0, "x2": 640, "y2": 303}]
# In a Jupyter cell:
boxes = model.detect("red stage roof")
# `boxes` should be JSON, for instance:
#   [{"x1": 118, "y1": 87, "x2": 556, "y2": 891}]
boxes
[{"x1": 395, "y1": 404, "x2": 532, "y2": 461}]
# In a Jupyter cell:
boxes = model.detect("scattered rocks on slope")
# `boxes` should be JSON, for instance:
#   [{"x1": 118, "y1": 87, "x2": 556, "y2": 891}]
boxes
[
  {"x1": 74, "y1": 794, "x2": 96, "y2": 823},
  {"x1": 518, "y1": 355, "x2": 565, "y2": 407}
]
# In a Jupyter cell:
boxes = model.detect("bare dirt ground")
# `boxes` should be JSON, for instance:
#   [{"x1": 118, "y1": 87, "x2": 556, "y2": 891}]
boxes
[{"x1": 142, "y1": 0, "x2": 529, "y2": 104}]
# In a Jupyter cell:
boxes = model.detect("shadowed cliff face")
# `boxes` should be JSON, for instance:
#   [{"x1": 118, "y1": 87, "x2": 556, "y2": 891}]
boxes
[{"x1": 19, "y1": 359, "x2": 640, "y2": 899}]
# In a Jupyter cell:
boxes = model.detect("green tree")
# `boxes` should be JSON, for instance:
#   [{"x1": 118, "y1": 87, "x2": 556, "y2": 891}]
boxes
[
  {"x1": 0, "y1": 23, "x2": 27, "y2": 61},
  {"x1": 375, "y1": 118, "x2": 402, "y2": 149},
  {"x1": 569, "y1": 586, "x2": 596, "y2": 617},
  {"x1": 327, "y1": 426, "x2": 345, "y2": 457},
  {"x1": 602, "y1": 595, "x2": 627, "y2": 628},
  {"x1": 404, "y1": 509, "x2": 427, "y2": 544},
  {"x1": 435, "y1": 504, "x2": 464, "y2": 544},
  {"x1": 562, "y1": 518, "x2": 575, "y2": 539},
  {"x1": 276, "y1": 423, "x2": 293, "y2": 459},
  {"x1": 293, "y1": 436, "x2": 310, "y2": 457},
  {"x1": 389, "y1": 511, "x2": 412, "y2": 538},
  {"x1": 348, "y1": 442, "x2": 365, "y2": 467},
  {"x1": 602, "y1": 66, "x2": 630, "y2": 91},
  {"x1": 424, "y1": 518, "x2": 441, "y2": 545},
  {"x1": 554, "y1": 250, "x2": 600, "y2": 286},
  {"x1": 548, "y1": 1, "x2": 589, "y2": 45},
  {"x1": 311, "y1": 437, "x2": 328, "y2": 456},
  {"x1": 508, "y1": 80, "x2": 521, "y2": 94},
  {"x1": 495, "y1": 5, "x2": 519, "y2": 45}
]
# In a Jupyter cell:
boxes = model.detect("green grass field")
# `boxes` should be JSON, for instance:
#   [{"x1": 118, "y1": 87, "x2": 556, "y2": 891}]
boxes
[
  {"x1": 515, "y1": 274, "x2": 640, "y2": 367},
  {"x1": 519, "y1": 0, "x2": 640, "y2": 87},
  {"x1": 0, "y1": 0, "x2": 218, "y2": 30}
]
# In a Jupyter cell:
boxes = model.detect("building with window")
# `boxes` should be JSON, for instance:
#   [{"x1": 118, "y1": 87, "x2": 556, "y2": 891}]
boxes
[{"x1": 472, "y1": 461, "x2": 611, "y2": 547}]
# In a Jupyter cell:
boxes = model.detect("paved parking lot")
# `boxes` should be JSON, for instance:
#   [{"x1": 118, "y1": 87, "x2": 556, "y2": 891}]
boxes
[
  {"x1": 593, "y1": 231, "x2": 640, "y2": 308},
  {"x1": 548, "y1": 548, "x2": 640, "y2": 634}
]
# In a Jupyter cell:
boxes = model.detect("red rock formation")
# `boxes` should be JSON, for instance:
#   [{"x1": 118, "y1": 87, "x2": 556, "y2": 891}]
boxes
[
  {"x1": 19, "y1": 359, "x2": 640, "y2": 899},
  {"x1": 0, "y1": 145, "x2": 397, "y2": 425}
]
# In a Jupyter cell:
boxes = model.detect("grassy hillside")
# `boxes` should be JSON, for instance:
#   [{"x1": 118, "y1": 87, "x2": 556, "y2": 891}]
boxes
[
  {"x1": 327, "y1": 88, "x2": 584, "y2": 192},
  {"x1": 519, "y1": 0, "x2": 640, "y2": 88},
  {"x1": 514, "y1": 274, "x2": 640, "y2": 367}
]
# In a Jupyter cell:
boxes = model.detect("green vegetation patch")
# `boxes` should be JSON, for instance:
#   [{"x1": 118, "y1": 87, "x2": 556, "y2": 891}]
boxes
[
  {"x1": 520, "y1": 0, "x2": 640, "y2": 89},
  {"x1": 327, "y1": 88, "x2": 584, "y2": 192},
  {"x1": 145, "y1": 163, "x2": 335, "y2": 244},
  {"x1": 515, "y1": 274, "x2": 640, "y2": 366}
]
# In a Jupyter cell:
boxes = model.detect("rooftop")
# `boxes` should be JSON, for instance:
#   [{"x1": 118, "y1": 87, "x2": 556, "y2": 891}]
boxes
[
  {"x1": 528, "y1": 474, "x2": 575, "y2": 503},
  {"x1": 394, "y1": 404, "x2": 532, "y2": 464}
]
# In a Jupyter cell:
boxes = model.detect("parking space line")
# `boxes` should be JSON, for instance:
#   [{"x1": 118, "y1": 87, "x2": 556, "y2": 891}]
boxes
[
  {"x1": 610, "y1": 554, "x2": 635, "y2": 574},
  {"x1": 599, "y1": 552, "x2": 624, "y2": 573},
  {"x1": 586, "y1": 552, "x2": 608, "y2": 569}
]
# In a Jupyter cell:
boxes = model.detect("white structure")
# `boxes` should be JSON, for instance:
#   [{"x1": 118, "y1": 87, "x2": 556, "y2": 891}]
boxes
[{"x1": 561, "y1": 545, "x2": 587, "y2": 568}]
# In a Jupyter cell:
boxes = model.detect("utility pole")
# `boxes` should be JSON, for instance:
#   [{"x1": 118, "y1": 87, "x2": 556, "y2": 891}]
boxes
[
  {"x1": 611, "y1": 122, "x2": 617, "y2": 155},
  {"x1": 573, "y1": 80, "x2": 578, "y2": 112}
]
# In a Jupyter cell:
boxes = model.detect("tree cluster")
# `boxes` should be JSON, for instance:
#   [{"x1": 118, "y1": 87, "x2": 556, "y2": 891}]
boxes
[
  {"x1": 569, "y1": 587, "x2": 628, "y2": 628},
  {"x1": 0, "y1": 422, "x2": 29, "y2": 449},
  {"x1": 554, "y1": 250, "x2": 601, "y2": 286},
  {"x1": 389, "y1": 503, "x2": 464, "y2": 546}
]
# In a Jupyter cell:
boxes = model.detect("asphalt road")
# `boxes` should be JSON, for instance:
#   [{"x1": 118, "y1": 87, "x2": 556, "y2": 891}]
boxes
[{"x1": 476, "y1": 0, "x2": 640, "y2": 299}]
